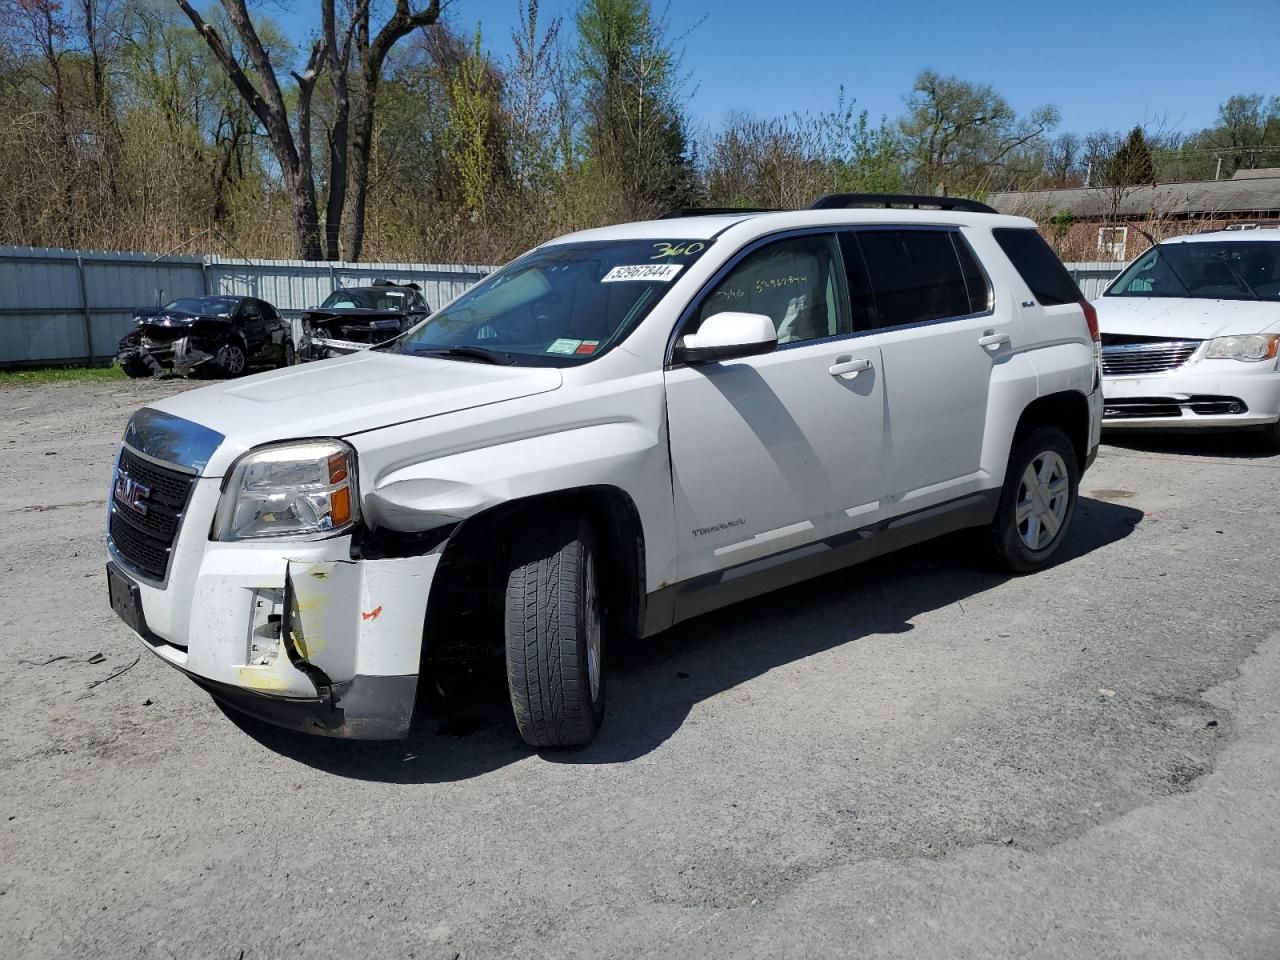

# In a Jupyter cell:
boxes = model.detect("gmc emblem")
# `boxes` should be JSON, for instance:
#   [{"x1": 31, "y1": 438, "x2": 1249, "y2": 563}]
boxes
[{"x1": 114, "y1": 469, "x2": 151, "y2": 515}]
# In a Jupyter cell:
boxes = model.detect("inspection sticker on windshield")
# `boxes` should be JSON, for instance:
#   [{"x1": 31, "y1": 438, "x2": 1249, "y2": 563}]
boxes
[
  {"x1": 547, "y1": 338, "x2": 582, "y2": 354},
  {"x1": 602, "y1": 263, "x2": 684, "y2": 283}
]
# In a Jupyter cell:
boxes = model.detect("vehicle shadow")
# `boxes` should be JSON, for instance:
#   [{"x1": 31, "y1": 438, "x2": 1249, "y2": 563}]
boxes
[
  {"x1": 228, "y1": 496, "x2": 1144, "y2": 783},
  {"x1": 1103, "y1": 430, "x2": 1276, "y2": 460}
]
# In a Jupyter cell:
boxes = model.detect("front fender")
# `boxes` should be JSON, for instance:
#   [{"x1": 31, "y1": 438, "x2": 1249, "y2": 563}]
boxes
[{"x1": 364, "y1": 421, "x2": 661, "y2": 533}]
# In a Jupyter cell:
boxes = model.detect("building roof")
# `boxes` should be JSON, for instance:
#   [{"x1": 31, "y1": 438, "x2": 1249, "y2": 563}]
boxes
[
  {"x1": 1230, "y1": 167, "x2": 1280, "y2": 180},
  {"x1": 989, "y1": 173, "x2": 1280, "y2": 219}
]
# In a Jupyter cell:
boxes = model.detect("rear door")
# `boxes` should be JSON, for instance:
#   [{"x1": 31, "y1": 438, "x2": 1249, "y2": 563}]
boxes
[
  {"x1": 237, "y1": 299, "x2": 270, "y2": 359},
  {"x1": 664, "y1": 231, "x2": 889, "y2": 582},
  {"x1": 852, "y1": 227, "x2": 1015, "y2": 507}
]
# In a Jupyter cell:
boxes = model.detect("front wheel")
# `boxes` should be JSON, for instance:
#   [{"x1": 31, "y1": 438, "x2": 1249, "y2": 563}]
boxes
[
  {"x1": 503, "y1": 515, "x2": 606, "y2": 748},
  {"x1": 987, "y1": 426, "x2": 1079, "y2": 574},
  {"x1": 1259, "y1": 419, "x2": 1280, "y2": 452},
  {"x1": 279, "y1": 340, "x2": 296, "y2": 368}
]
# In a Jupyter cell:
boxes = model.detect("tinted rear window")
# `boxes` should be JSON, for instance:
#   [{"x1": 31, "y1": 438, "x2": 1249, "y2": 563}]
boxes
[
  {"x1": 993, "y1": 228, "x2": 1082, "y2": 306},
  {"x1": 855, "y1": 230, "x2": 977, "y2": 327}
]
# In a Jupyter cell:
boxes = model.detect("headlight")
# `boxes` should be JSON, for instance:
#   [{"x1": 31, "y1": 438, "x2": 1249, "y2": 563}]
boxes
[
  {"x1": 214, "y1": 440, "x2": 359, "y2": 541},
  {"x1": 1205, "y1": 334, "x2": 1280, "y2": 362}
]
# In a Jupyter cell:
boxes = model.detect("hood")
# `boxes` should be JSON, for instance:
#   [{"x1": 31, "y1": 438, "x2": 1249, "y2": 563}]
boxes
[
  {"x1": 134, "y1": 310, "x2": 229, "y2": 327},
  {"x1": 304, "y1": 307, "x2": 408, "y2": 321},
  {"x1": 1093, "y1": 296, "x2": 1280, "y2": 340},
  {"x1": 148, "y1": 350, "x2": 562, "y2": 476}
]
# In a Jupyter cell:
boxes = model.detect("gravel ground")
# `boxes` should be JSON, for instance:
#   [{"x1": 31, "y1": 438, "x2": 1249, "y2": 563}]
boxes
[{"x1": 1, "y1": 378, "x2": 1279, "y2": 959}]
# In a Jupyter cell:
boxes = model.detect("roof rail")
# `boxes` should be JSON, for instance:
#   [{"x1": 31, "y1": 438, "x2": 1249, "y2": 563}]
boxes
[
  {"x1": 810, "y1": 193, "x2": 997, "y2": 215},
  {"x1": 658, "y1": 207, "x2": 780, "y2": 219}
]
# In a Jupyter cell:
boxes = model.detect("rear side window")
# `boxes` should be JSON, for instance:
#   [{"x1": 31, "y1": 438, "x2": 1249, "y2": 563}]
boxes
[
  {"x1": 993, "y1": 228, "x2": 1082, "y2": 306},
  {"x1": 855, "y1": 230, "x2": 979, "y2": 327}
]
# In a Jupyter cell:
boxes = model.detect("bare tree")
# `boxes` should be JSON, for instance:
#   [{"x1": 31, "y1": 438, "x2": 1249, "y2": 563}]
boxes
[
  {"x1": 342, "y1": 0, "x2": 441, "y2": 261},
  {"x1": 175, "y1": 0, "x2": 325, "y2": 258}
]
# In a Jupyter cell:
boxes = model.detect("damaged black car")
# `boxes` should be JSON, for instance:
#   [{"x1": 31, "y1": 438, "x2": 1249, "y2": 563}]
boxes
[
  {"x1": 117, "y1": 295, "x2": 294, "y2": 378},
  {"x1": 298, "y1": 280, "x2": 431, "y2": 360}
]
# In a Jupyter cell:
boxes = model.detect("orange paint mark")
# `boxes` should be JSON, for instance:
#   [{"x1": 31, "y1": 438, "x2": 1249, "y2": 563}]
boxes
[{"x1": 361, "y1": 605, "x2": 383, "y2": 621}]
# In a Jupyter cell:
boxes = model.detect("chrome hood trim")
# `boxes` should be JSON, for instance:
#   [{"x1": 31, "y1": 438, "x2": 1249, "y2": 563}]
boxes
[{"x1": 122, "y1": 407, "x2": 225, "y2": 475}]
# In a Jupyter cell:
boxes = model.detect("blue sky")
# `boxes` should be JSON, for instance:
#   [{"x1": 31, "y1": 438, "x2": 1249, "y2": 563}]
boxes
[{"x1": 273, "y1": 0, "x2": 1277, "y2": 137}]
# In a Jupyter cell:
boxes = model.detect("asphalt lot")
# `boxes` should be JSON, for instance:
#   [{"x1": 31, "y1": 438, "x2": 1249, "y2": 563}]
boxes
[{"x1": 2, "y1": 377, "x2": 1279, "y2": 959}]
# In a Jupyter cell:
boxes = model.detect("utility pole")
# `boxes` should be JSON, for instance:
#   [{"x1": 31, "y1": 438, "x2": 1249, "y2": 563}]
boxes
[
  {"x1": 1084, "y1": 160, "x2": 1093, "y2": 188},
  {"x1": 1215, "y1": 156, "x2": 1223, "y2": 181}
]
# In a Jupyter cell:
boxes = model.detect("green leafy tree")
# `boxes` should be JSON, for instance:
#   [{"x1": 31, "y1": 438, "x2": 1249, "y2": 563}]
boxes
[
  {"x1": 574, "y1": 0, "x2": 694, "y2": 218},
  {"x1": 899, "y1": 69, "x2": 1058, "y2": 195},
  {"x1": 1106, "y1": 125, "x2": 1154, "y2": 185}
]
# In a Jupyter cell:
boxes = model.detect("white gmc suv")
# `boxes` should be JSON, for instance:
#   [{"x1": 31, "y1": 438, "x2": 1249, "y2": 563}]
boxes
[{"x1": 106, "y1": 195, "x2": 1103, "y2": 747}]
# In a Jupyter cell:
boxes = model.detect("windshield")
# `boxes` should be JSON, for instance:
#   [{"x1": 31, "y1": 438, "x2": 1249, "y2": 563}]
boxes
[
  {"x1": 164, "y1": 297, "x2": 237, "y2": 317},
  {"x1": 322, "y1": 289, "x2": 410, "y2": 311},
  {"x1": 396, "y1": 239, "x2": 711, "y2": 364},
  {"x1": 1106, "y1": 240, "x2": 1280, "y2": 301}
]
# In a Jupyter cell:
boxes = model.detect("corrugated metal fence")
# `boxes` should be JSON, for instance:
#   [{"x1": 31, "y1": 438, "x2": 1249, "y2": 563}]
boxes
[
  {"x1": 1065, "y1": 261, "x2": 1126, "y2": 300},
  {"x1": 0, "y1": 245, "x2": 1123, "y2": 367},
  {"x1": 0, "y1": 246, "x2": 495, "y2": 367}
]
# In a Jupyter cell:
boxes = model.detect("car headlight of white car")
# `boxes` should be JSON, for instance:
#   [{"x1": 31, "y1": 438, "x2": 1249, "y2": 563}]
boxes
[
  {"x1": 214, "y1": 440, "x2": 359, "y2": 541},
  {"x1": 1205, "y1": 334, "x2": 1280, "y2": 362}
]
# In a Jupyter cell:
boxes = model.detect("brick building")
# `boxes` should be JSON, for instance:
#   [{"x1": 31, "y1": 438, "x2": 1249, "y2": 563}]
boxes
[{"x1": 988, "y1": 168, "x2": 1280, "y2": 263}]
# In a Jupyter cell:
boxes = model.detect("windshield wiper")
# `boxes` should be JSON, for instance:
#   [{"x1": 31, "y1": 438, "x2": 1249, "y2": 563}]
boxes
[
  {"x1": 1211, "y1": 252, "x2": 1262, "y2": 300},
  {"x1": 411, "y1": 345, "x2": 514, "y2": 365},
  {"x1": 1129, "y1": 224, "x2": 1191, "y2": 296}
]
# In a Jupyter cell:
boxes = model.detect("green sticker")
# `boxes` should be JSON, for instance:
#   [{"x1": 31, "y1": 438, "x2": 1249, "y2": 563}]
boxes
[{"x1": 547, "y1": 338, "x2": 582, "y2": 355}]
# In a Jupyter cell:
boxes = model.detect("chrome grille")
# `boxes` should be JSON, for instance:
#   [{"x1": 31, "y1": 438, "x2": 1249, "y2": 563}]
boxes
[
  {"x1": 1101, "y1": 339, "x2": 1201, "y2": 376},
  {"x1": 109, "y1": 447, "x2": 195, "y2": 581}
]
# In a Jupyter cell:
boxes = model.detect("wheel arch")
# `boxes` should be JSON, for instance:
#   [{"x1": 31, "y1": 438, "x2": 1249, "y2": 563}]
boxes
[
  {"x1": 1012, "y1": 390, "x2": 1091, "y2": 468},
  {"x1": 427, "y1": 484, "x2": 648, "y2": 641}
]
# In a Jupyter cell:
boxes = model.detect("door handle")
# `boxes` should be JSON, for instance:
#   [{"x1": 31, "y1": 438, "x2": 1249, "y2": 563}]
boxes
[
  {"x1": 829, "y1": 357, "x2": 872, "y2": 380},
  {"x1": 978, "y1": 332, "x2": 1010, "y2": 352}
]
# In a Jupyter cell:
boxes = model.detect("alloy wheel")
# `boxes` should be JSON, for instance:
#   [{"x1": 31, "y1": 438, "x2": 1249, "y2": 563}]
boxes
[{"x1": 1015, "y1": 450, "x2": 1070, "y2": 550}]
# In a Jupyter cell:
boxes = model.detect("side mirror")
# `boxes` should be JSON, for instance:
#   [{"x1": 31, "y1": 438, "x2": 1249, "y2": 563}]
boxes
[{"x1": 672, "y1": 312, "x2": 777, "y2": 364}]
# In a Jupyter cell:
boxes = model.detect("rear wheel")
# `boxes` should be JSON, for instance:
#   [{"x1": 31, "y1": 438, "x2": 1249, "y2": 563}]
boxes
[
  {"x1": 987, "y1": 426, "x2": 1079, "y2": 573},
  {"x1": 503, "y1": 515, "x2": 606, "y2": 748},
  {"x1": 217, "y1": 341, "x2": 247, "y2": 378}
]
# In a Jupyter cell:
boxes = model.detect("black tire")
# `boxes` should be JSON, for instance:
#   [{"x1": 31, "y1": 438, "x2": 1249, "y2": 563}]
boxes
[
  {"x1": 118, "y1": 356, "x2": 149, "y2": 379},
  {"x1": 280, "y1": 340, "x2": 296, "y2": 368},
  {"x1": 987, "y1": 425, "x2": 1079, "y2": 574},
  {"x1": 1259, "y1": 420, "x2": 1280, "y2": 452},
  {"x1": 503, "y1": 515, "x2": 606, "y2": 748}
]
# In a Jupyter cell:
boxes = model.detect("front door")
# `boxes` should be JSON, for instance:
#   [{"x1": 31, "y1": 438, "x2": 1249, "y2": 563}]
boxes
[{"x1": 664, "y1": 232, "x2": 889, "y2": 583}]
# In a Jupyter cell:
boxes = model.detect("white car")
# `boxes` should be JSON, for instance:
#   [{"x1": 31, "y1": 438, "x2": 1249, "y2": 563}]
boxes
[
  {"x1": 106, "y1": 195, "x2": 1102, "y2": 746},
  {"x1": 1095, "y1": 230, "x2": 1280, "y2": 447}
]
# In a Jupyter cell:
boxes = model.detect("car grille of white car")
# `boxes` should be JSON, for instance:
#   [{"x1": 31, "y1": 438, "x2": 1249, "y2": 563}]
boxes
[
  {"x1": 109, "y1": 447, "x2": 196, "y2": 581},
  {"x1": 1101, "y1": 338, "x2": 1201, "y2": 376}
]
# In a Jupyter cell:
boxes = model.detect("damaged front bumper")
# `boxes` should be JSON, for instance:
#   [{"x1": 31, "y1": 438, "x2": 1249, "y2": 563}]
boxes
[
  {"x1": 109, "y1": 503, "x2": 443, "y2": 739},
  {"x1": 117, "y1": 336, "x2": 225, "y2": 376},
  {"x1": 298, "y1": 333, "x2": 399, "y2": 361}
]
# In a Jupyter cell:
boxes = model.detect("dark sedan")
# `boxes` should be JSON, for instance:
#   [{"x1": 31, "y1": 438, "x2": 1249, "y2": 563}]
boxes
[
  {"x1": 299, "y1": 281, "x2": 431, "y2": 360},
  {"x1": 117, "y1": 296, "x2": 294, "y2": 378}
]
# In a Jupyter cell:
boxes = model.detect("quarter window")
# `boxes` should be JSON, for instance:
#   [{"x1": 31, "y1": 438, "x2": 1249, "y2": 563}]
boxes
[
  {"x1": 855, "y1": 230, "x2": 980, "y2": 327},
  {"x1": 692, "y1": 233, "x2": 850, "y2": 345},
  {"x1": 992, "y1": 227, "x2": 1083, "y2": 306}
]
